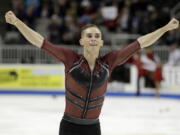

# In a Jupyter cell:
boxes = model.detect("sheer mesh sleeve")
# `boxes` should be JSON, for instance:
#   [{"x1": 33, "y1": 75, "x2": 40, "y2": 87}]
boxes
[
  {"x1": 41, "y1": 39, "x2": 79, "y2": 68},
  {"x1": 103, "y1": 40, "x2": 141, "y2": 72}
]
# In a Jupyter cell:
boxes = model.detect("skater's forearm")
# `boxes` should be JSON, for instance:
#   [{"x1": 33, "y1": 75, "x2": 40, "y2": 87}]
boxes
[
  {"x1": 5, "y1": 11, "x2": 44, "y2": 48},
  {"x1": 138, "y1": 18, "x2": 179, "y2": 48},
  {"x1": 137, "y1": 26, "x2": 167, "y2": 48},
  {"x1": 14, "y1": 19, "x2": 44, "y2": 48}
]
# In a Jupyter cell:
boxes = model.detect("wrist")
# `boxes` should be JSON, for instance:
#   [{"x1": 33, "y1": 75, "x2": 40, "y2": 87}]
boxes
[{"x1": 14, "y1": 18, "x2": 20, "y2": 26}]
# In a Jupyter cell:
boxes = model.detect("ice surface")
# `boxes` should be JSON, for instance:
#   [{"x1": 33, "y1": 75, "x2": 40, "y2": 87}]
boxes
[{"x1": 0, "y1": 95, "x2": 180, "y2": 135}]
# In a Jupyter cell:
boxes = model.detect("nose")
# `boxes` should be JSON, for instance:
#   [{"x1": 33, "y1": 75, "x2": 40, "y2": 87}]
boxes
[
  {"x1": 90, "y1": 39, "x2": 97, "y2": 43},
  {"x1": 91, "y1": 39, "x2": 96, "y2": 41},
  {"x1": 89, "y1": 39, "x2": 97, "y2": 46}
]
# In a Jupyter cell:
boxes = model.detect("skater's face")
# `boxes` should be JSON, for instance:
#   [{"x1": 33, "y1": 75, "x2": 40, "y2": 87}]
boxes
[{"x1": 80, "y1": 27, "x2": 104, "y2": 50}]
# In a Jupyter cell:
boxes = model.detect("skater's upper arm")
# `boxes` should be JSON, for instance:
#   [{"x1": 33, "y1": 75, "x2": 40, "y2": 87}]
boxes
[
  {"x1": 103, "y1": 40, "x2": 140, "y2": 71},
  {"x1": 41, "y1": 40, "x2": 78, "y2": 66}
]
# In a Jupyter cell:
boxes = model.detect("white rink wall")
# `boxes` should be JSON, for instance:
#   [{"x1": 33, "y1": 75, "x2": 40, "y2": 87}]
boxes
[{"x1": 0, "y1": 65, "x2": 180, "y2": 99}]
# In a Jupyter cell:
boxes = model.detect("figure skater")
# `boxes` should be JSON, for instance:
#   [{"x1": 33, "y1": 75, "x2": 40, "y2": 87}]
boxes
[{"x1": 5, "y1": 11, "x2": 179, "y2": 135}]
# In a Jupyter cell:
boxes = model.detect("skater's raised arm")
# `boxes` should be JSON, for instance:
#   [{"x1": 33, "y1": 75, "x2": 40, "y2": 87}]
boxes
[
  {"x1": 138, "y1": 18, "x2": 179, "y2": 48},
  {"x1": 5, "y1": 11, "x2": 44, "y2": 48},
  {"x1": 5, "y1": 10, "x2": 78, "y2": 67},
  {"x1": 103, "y1": 18, "x2": 179, "y2": 71}
]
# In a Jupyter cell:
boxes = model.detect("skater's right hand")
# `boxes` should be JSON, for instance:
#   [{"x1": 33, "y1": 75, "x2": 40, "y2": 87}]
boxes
[{"x1": 5, "y1": 11, "x2": 19, "y2": 25}]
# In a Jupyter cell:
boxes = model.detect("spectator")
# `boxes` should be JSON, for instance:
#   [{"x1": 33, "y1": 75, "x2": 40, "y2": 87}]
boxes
[
  {"x1": 133, "y1": 48, "x2": 163, "y2": 97},
  {"x1": 166, "y1": 43, "x2": 180, "y2": 66},
  {"x1": 140, "y1": 48, "x2": 163, "y2": 97},
  {"x1": 66, "y1": 1, "x2": 78, "y2": 18},
  {"x1": 118, "y1": 7, "x2": 130, "y2": 32},
  {"x1": 25, "y1": 0, "x2": 40, "y2": 9},
  {"x1": 40, "y1": 0, "x2": 53, "y2": 18},
  {"x1": 100, "y1": 1, "x2": 118, "y2": 32},
  {"x1": 48, "y1": 14, "x2": 62, "y2": 44},
  {"x1": 62, "y1": 16, "x2": 79, "y2": 44},
  {"x1": 23, "y1": 5, "x2": 37, "y2": 28},
  {"x1": 24, "y1": 0, "x2": 40, "y2": 19},
  {"x1": 78, "y1": 0, "x2": 93, "y2": 27},
  {"x1": 166, "y1": 27, "x2": 180, "y2": 45},
  {"x1": 133, "y1": 52, "x2": 145, "y2": 96},
  {"x1": 11, "y1": 0, "x2": 25, "y2": 19}
]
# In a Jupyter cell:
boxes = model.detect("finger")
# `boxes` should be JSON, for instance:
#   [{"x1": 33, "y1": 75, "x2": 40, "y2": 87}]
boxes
[
  {"x1": 5, "y1": 12, "x2": 9, "y2": 16},
  {"x1": 6, "y1": 17, "x2": 12, "y2": 24},
  {"x1": 5, "y1": 14, "x2": 9, "y2": 19},
  {"x1": 171, "y1": 18, "x2": 177, "y2": 23},
  {"x1": 8, "y1": 12, "x2": 12, "y2": 16},
  {"x1": 8, "y1": 11, "x2": 13, "y2": 14},
  {"x1": 5, "y1": 13, "x2": 12, "y2": 20},
  {"x1": 5, "y1": 13, "x2": 10, "y2": 18},
  {"x1": 9, "y1": 12, "x2": 13, "y2": 15},
  {"x1": 5, "y1": 18, "x2": 9, "y2": 23},
  {"x1": 6, "y1": 17, "x2": 10, "y2": 23},
  {"x1": 173, "y1": 20, "x2": 178, "y2": 24}
]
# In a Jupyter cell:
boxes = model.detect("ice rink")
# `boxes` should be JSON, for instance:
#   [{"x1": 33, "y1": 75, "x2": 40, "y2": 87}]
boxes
[{"x1": 0, "y1": 95, "x2": 180, "y2": 135}]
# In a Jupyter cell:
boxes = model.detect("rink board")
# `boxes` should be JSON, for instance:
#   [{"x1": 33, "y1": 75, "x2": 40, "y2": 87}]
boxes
[{"x1": 0, "y1": 64, "x2": 180, "y2": 99}]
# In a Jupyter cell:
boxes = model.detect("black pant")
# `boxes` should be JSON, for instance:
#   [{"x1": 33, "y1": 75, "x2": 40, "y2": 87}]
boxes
[{"x1": 59, "y1": 119, "x2": 101, "y2": 135}]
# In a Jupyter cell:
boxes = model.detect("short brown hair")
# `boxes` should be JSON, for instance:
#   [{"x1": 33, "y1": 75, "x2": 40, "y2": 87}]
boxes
[{"x1": 81, "y1": 24, "x2": 99, "y2": 37}]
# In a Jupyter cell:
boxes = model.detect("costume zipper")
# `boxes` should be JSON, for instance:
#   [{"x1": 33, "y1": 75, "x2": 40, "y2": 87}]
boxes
[{"x1": 82, "y1": 71, "x2": 93, "y2": 118}]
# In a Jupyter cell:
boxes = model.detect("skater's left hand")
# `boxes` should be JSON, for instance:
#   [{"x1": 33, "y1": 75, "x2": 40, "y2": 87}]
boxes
[{"x1": 165, "y1": 18, "x2": 179, "y2": 31}]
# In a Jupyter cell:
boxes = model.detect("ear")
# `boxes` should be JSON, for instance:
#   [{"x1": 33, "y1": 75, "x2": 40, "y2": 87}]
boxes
[
  {"x1": 79, "y1": 39, "x2": 84, "y2": 46},
  {"x1": 99, "y1": 40, "x2": 104, "y2": 47}
]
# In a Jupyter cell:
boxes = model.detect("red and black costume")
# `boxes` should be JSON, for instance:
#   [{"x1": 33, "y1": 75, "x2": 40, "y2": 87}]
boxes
[{"x1": 42, "y1": 40, "x2": 140, "y2": 134}]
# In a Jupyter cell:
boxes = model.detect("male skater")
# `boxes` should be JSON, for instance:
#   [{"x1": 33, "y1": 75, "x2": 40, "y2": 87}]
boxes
[{"x1": 5, "y1": 11, "x2": 179, "y2": 135}]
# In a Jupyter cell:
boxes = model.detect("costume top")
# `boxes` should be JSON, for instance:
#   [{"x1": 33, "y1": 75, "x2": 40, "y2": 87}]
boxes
[{"x1": 42, "y1": 40, "x2": 140, "y2": 125}]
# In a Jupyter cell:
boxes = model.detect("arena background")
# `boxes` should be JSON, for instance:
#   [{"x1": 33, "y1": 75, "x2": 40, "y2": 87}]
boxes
[{"x1": 0, "y1": 0, "x2": 180, "y2": 135}]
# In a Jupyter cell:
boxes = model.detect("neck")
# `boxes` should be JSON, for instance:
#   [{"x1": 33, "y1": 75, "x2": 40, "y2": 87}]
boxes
[{"x1": 83, "y1": 49, "x2": 99, "y2": 71}]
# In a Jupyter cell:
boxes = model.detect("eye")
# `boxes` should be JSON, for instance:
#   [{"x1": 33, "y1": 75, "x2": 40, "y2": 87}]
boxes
[
  {"x1": 87, "y1": 33, "x2": 92, "y2": 38},
  {"x1": 95, "y1": 33, "x2": 100, "y2": 38}
]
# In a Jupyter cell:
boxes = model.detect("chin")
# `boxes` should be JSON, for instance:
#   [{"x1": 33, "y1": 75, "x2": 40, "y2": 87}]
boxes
[{"x1": 87, "y1": 46, "x2": 99, "y2": 51}]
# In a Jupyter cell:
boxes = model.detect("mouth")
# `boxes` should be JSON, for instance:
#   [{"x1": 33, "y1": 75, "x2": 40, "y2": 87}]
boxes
[
  {"x1": 90, "y1": 44, "x2": 97, "y2": 46},
  {"x1": 89, "y1": 41, "x2": 97, "y2": 46}
]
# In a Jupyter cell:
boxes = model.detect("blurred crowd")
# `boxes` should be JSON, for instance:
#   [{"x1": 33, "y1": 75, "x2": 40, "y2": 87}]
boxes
[
  {"x1": 1, "y1": 0, "x2": 180, "y2": 94},
  {"x1": 3, "y1": 0, "x2": 180, "y2": 46}
]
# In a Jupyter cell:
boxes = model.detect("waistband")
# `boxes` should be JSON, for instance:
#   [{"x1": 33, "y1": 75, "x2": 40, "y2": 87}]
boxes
[{"x1": 63, "y1": 113, "x2": 99, "y2": 125}]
